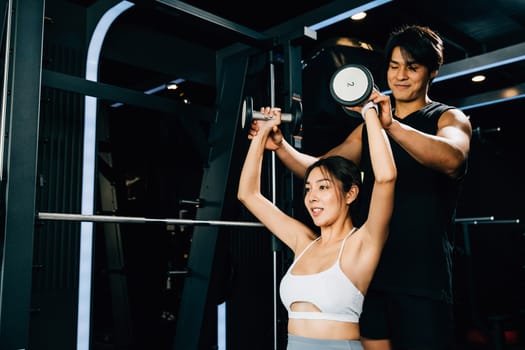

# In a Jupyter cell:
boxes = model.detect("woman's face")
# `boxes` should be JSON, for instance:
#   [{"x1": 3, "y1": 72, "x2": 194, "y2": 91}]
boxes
[{"x1": 304, "y1": 167, "x2": 347, "y2": 227}]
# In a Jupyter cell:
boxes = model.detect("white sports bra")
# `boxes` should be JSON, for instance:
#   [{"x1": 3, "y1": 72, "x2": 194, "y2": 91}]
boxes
[{"x1": 279, "y1": 227, "x2": 363, "y2": 323}]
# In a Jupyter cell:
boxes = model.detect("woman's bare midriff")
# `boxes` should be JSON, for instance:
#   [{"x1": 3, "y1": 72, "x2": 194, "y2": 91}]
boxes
[
  {"x1": 287, "y1": 301, "x2": 360, "y2": 340},
  {"x1": 288, "y1": 318, "x2": 360, "y2": 340}
]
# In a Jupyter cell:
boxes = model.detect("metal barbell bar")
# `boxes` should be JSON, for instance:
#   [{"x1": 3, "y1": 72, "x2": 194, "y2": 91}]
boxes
[{"x1": 38, "y1": 212, "x2": 265, "y2": 227}]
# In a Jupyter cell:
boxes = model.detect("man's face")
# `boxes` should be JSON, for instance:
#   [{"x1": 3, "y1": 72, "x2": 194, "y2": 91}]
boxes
[{"x1": 387, "y1": 47, "x2": 436, "y2": 103}]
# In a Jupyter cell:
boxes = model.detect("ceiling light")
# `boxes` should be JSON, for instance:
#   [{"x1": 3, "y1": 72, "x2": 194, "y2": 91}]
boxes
[
  {"x1": 167, "y1": 78, "x2": 185, "y2": 90},
  {"x1": 471, "y1": 74, "x2": 486, "y2": 83},
  {"x1": 351, "y1": 12, "x2": 367, "y2": 20},
  {"x1": 309, "y1": 0, "x2": 391, "y2": 30},
  {"x1": 110, "y1": 78, "x2": 186, "y2": 108},
  {"x1": 502, "y1": 87, "x2": 519, "y2": 98}
]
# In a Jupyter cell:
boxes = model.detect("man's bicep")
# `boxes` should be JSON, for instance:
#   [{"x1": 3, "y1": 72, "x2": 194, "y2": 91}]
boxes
[{"x1": 323, "y1": 125, "x2": 363, "y2": 163}]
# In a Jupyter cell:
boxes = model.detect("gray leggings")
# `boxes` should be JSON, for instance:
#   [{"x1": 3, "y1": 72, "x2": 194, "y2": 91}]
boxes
[{"x1": 287, "y1": 334, "x2": 364, "y2": 350}]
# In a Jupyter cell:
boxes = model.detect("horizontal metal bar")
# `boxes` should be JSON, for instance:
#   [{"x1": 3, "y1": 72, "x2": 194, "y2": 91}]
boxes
[
  {"x1": 455, "y1": 216, "x2": 494, "y2": 223},
  {"x1": 37, "y1": 212, "x2": 264, "y2": 228},
  {"x1": 156, "y1": 0, "x2": 272, "y2": 45},
  {"x1": 42, "y1": 69, "x2": 214, "y2": 121},
  {"x1": 436, "y1": 42, "x2": 525, "y2": 82},
  {"x1": 471, "y1": 219, "x2": 520, "y2": 225},
  {"x1": 455, "y1": 216, "x2": 520, "y2": 225}
]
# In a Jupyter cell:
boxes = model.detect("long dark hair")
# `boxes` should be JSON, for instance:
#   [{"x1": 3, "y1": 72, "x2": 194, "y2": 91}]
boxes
[{"x1": 304, "y1": 155, "x2": 362, "y2": 222}]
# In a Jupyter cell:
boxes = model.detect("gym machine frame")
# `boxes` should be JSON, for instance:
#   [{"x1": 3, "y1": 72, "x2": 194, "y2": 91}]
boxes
[{"x1": 0, "y1": 1, "x2": 391, "y2": 349}]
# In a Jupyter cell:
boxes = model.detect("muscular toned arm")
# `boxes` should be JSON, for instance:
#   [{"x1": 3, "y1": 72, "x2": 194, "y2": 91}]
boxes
[{"x1": 385, "y1": 108, "x2": 472, "y2": 178}]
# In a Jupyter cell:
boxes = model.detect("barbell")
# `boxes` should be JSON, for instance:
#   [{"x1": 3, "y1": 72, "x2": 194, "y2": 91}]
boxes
[
  {"x1": 241, "y1": 96, "x2": 303, "y2": 135},
  {"x1": 38, "y1": 212, "x2": 265, "y2": 227}
]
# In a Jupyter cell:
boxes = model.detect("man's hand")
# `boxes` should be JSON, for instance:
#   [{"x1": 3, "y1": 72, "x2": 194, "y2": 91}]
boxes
[
  {"x1": 370, "y1": 90, "x2": 393, "y2": 130},
  {"x1": 344, "y1": 90, "x2": 393, "y2": 130}
]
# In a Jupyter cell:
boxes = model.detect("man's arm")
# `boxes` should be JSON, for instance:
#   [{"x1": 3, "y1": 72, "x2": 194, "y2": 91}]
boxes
[
  {"x1": 249, "y1": 108, "x2": 364, "y2": 178},
  {"x1": 272, "y1": 125, "x2": 365, "y2": 178},
  {"x1": 274, "y1": 139, "x2": 319, "y2": 178},
  {"x1": 385, "y1": 108, "x2": 472, "y2": 178}
]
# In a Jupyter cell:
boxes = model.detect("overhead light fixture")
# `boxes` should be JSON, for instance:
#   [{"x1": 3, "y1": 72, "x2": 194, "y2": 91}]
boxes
[
  {"x1": 427, "y1": 43, "x2": 525, "y2": 109},
  {"x1": 502, "y1": 87, "x2": 519, "y2": 98},
  {"x1": 110, "y1": 78, "x2": 186, "y2": 107},
  {"x1": 351, "y1": 12, "x2": 367, "y2": 20},
  {"x1": 471, "y1": 74, "x2": 486, "y2": 83},
  {"x1": 167, "y1": 78, "x2": 185, "y2": 90},
  {"x1": 309, "y1": 0, "x2": 391, "y2": 30}
]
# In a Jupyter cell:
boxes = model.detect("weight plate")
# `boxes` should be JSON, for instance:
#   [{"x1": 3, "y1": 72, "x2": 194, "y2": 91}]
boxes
[{"x1": 330, "y1": 64, "x2": 374, "y2": 106}]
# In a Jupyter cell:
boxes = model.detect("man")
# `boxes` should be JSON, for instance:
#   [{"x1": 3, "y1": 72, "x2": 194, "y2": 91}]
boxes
[{"x1": 249, "y1": 25, "x2": 472, "y2": 349}]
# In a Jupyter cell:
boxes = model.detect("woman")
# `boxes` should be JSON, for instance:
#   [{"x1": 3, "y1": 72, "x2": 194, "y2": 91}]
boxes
[{"x1": 237, "y1": 92, "x2": 396, "y2": 349}]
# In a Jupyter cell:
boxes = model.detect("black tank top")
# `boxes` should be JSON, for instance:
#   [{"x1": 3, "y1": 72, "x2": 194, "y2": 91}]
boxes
[{"x1": 358, "y1": 102, "x2": 467, "y2": 302}]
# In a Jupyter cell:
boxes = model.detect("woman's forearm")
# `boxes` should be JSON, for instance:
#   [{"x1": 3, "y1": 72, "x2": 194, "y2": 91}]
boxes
[
  {"x1": 364, "y1": 112, "x2": 396, "y2": 182},
  {"x1": 238, "y1": 130, "x2": 269, "y2": 203}
]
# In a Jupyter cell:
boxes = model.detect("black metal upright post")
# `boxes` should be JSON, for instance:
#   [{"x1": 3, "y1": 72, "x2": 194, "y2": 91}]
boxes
[
  {"x1": 173, "y1": 52, "x2": 249, "y2": 350},
  {"x1": 0, "y1": 0, "x2": 45, "y2": 349},
  {"x1": 455, "y1": 216, "x2": 521, "y2": 350}
]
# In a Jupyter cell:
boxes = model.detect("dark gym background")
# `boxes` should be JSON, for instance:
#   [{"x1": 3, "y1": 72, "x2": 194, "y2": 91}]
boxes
[{"x1": 1, "y1": 0, "x2": 524, "y2": 349}]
